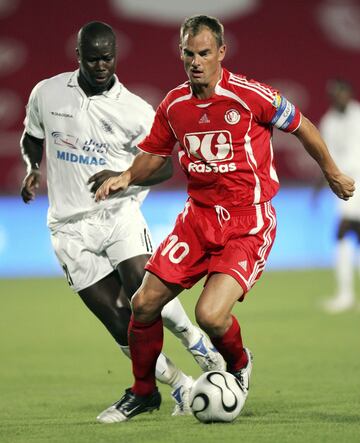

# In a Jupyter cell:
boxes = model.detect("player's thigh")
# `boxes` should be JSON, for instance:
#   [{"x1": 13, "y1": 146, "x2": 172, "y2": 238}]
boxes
[
  {"x1": 78, "y1": 270, "x2": 127, "y2": 309},
  {"x1": 131, "y1": 271, "x2": 183, "y2": 321},
  {"x1": 145, "y1": 212, "x2": 209, "y2": 289},
  {"x1": 116, "y1": 254, "x2": 151, "y2": 299},
  {"x1": 51, "y1": 226, "x2": 113, "y2": 292}
]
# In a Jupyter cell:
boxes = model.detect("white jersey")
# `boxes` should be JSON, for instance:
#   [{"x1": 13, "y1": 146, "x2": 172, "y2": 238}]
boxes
[
  {"x1": 319, "y1": 100, "x2": 360, "y2": 219},
  {"x1": 24, "y1": 70, "x2": 154, "y2": 229}
]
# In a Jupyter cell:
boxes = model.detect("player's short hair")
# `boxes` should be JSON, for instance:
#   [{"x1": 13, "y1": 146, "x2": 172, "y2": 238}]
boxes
[
  {"x1": 327, "y1": 78, "x2": 353, "y2": 94},
  {"x1": 77, "y1": 21, "x2": 116, "y2": 49},
  {"x1": 180, "y1": 15, "x2": 225, "y2": 47}
]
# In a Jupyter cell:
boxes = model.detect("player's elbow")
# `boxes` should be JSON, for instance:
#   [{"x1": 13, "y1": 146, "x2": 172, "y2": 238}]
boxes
[{"x1": 160, "y1": 157, "x2": 173, "y2": 181}]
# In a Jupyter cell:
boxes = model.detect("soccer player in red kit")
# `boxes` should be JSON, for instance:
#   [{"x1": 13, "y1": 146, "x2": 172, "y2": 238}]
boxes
[{"x1": 95, "y1": 15, "x2": 355, "y2": 421}]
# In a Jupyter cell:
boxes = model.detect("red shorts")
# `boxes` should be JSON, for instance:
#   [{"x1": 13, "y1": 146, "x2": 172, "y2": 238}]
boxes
[{"x1": 145, "y1": 198, "x2": 277, "y2": 297}]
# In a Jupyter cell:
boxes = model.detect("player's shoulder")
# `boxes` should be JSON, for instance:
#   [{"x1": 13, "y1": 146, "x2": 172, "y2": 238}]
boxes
[
  {"x1": 160, "y1": 81, "x2": 191, "y2": 111},
  {"x1": 31, "y1": 71, "x2": 74, "y2": 96},
  {"x1": 117, "y1": 83, "x2": 154, "y2": 114},
  {"x1": 221, "y1": 68, "x2": 277, "y2": 105},
  {"x1": 349, "y1": 100, "x2": 360, "y2": 114}
]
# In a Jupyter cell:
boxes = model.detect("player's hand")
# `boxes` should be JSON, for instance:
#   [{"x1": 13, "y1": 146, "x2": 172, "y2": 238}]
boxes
[
  {"x1": 94, "y1": 171, "x2": 131, "y2": 202},
  {"x1": 20, "y1": 170, "x2": 41, "y2": 203},
  {"x1": 87, "y1": 169, "x2": 123, "y2": 194},
  {"x1": 326, "y1": 172, "x2": 355, "y2": 200}
]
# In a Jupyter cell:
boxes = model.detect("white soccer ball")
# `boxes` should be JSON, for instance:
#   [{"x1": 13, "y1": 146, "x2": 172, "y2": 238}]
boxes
[{"x1": 189, "y1": 371, "x2": 246, "y2": 423}]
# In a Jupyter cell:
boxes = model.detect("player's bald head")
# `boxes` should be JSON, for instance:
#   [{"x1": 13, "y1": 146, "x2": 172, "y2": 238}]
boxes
[{"x1": 77, "y1": 21, "x2": 116, "y2": 50}]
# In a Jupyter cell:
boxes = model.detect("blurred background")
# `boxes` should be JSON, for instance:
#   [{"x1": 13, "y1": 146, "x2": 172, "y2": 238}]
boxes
[{"x1": 0, "y1": 0, "x2": 359, "y2": 278}]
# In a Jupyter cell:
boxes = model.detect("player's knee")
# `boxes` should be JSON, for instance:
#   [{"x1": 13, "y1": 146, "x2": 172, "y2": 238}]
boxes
[
  {"x1": 131, "y1": 289, "x2": 162, "y2": 321},
  {"x1": 195, "y1": 306, "x2": 225, "y2": 336}
]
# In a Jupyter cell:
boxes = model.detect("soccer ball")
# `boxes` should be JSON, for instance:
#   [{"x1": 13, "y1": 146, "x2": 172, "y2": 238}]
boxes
[{"x1": 189, "y1": 371, "x2": 245, "y2": 423}]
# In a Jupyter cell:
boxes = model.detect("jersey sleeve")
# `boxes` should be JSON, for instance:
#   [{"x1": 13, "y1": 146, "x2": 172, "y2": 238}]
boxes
[
  {"x1": 138, "y1": 101, "x2": 177, "y2": 156},
  {"x1": 23, "y1": 81, "x2": 45, "y2": 139},
  {"x1": 269, "y1": 93, "x2": 302, "y2": 133},
  {"x1": 241, "y1": 78, "x2": 301, "y2": 133}
]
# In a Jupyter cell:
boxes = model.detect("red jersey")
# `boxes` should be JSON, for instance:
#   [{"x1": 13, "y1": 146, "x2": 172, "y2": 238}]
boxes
[{"x1": 138, "y1": 68, "x2": 301, "y2": 208}]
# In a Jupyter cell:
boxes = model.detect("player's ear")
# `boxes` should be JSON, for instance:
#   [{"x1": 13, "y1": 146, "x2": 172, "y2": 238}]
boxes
[
  {"x1": 179, "y1": 45, "x2": 184, "y2": 60},
  {"x1": 76, "y1": 47, "x2": 80, "y2": 63},
  {"x1": 218, "y1": 44, "x2": 226, "y2": 62}
]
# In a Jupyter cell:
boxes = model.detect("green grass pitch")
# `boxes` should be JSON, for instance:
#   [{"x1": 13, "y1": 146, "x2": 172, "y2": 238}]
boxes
[{"x1": 1, "y1": 270, "x2": 359, "y2": 443}]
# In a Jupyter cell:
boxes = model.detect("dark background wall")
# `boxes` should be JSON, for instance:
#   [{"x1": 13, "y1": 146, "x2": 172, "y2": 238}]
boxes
[{"x1": 1, "y1": 0, "x2": 359, "y2": 193}]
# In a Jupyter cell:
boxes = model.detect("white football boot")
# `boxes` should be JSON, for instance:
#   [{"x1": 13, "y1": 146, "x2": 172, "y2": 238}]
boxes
[
  {"x1": 171, "y1": 376, "x2": 194, "y2": 416},
  {"x1": 186, "y1": 328, "x2": 226, "y2": 372},
  {"x1": 322, "y1": 295, "x2": 355, "y2": 313},
  {"x1": 231, "y1": 348, "x2": 253, "y2": 398}
]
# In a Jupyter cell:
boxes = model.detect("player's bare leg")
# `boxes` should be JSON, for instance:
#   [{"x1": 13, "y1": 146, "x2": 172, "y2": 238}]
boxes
[
  {"x1": 162, "y1": 298, "x2": 225, "y2": 372},
  {"x1": 119, "y1": 255, "x2": 224, "y2": 371},
  {"x1": 195, "y1": 273, "x2": 253, "y2": 398}
]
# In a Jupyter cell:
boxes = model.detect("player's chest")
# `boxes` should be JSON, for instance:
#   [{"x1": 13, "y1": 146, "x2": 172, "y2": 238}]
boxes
[
  {"x1": 169, "y1": 101, "x2": 250, "y2": 163},
  {"x1": 45, "y1": 95, "x2": 133, "y2": 151}
]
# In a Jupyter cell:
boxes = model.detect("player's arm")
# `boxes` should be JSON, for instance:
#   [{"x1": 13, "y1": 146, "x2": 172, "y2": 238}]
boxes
[
  {"x1": 293, "y1": 116, "x2": 355, "y2": 200},
  {"x1": 95, "y1": 151, "x2": 166, "y2": 202},
  {"x1": 20, "y1": 132, "x2": 44, "y2": 203},
  {"x1": 88, "y1": 157, "x2": 173, "y2": 194}
]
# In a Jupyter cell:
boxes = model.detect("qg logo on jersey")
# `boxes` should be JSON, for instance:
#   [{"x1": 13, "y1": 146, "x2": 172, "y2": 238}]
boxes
[{"x1": 183, "y1": 130, "x2": 236, "y2": 174}]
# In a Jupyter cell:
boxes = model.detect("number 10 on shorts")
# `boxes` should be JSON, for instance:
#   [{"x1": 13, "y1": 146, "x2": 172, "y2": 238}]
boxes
[{"x1": 161, "y1": 235, "x2": 190, "y2": 264}]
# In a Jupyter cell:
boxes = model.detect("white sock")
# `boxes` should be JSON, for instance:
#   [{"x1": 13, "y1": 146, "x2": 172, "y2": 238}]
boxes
[
  {"x1": 335, "y1": 238, "x2": 355, "y2": 301},
  {"x1": 119, "y1": 344, "x2": 189, "y2": 390},
  {"x1": 155, "y1": 353, "x2": 191, "y2": 389},
  {"x1": 161, "y1": 297, "x2": 202, "y2": 348}
]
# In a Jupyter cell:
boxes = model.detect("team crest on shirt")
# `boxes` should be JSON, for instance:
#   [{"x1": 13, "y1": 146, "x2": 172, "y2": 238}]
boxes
[
  {"x1": 100, "y1": 118, "x2": 114, "y2": 134},
  {"x1": 224, "y1": 109, "x2": 240, "y2": 125}
]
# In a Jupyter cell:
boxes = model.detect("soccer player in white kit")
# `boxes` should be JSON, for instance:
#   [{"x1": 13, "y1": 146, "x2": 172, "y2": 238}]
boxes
[
  {"x1": 319, "y1": 79, "x2": 360, "y2": 313},
  {"x1": 20, "y1": 21, "x2": 225, "y2": 421}
]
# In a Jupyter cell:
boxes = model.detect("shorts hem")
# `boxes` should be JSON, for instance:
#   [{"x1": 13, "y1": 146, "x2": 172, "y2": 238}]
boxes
[
  {"x1": 145, "y1": 265, "x2": 193, "y2": 289},
  {"x1": 208, "y1": 268, "x2": 250, "y2": 300},
  {"x1": 73, "y1": 269, "x2": 116, "y2": 293}
]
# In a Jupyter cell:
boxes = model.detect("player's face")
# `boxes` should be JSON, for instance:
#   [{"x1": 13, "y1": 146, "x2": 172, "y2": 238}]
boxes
[
  {"x1": 329, "y1": 87, "x2": 351, "y2": 111},
  {"x1": 180, "y1": 28, "x2": 226, "y2": 91},
  {"x1": 77, "y1": 37, "x2": 116, "y2": 94}
]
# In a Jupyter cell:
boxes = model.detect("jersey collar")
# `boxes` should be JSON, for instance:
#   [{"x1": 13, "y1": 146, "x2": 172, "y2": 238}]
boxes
[
  {"x1": 67, "y1": 70, "x2": 123, "y2": 100},
  {"x1": 189, "y1": 68, "x2": 225, "y2": 101}
]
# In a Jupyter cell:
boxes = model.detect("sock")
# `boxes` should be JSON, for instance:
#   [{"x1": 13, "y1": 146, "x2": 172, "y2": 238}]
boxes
[
  {"x1": 161, "y1": 297, "x2": 200, "y2": 347},
  {"x1": 335, "y1": 239, "x2": 355, "y2": 301},
  {"x1": 128, "y1": 315, "x2": 163, "y2": 396},
  {"x1": 120, "y1": 342, "x2": 189, "y2": 389},
  {"x1": 155, "y1": 353, "x2": 191, "y2": 390},
  {"x1": 210, "y1": 315, "x2": 247, "y2": 372}
]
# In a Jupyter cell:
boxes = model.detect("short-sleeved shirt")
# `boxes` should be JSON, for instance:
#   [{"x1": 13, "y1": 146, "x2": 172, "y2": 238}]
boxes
[
  {"x1": 139, "y1": 68, "x2": 301, "y2": 208},
  {"x1": 319, "y1": 100, "x2": 360, "y2": 219},
  {"x1": 24, "y1": 70, "x2": 155, "y2": 229}
]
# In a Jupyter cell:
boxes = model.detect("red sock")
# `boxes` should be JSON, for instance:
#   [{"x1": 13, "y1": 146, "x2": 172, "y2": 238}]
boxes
[
  {"x1": 210, "y1": 315, "x2": 248, "y2": 372},
  {"x1": 128, "y1": 314, "x2": 163, "y2": 396}
]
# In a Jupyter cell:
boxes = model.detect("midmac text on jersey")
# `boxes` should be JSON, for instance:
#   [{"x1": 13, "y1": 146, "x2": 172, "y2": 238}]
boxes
[{"x1": 56, "y1": 150, "x2": 106, "y2": 166}]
